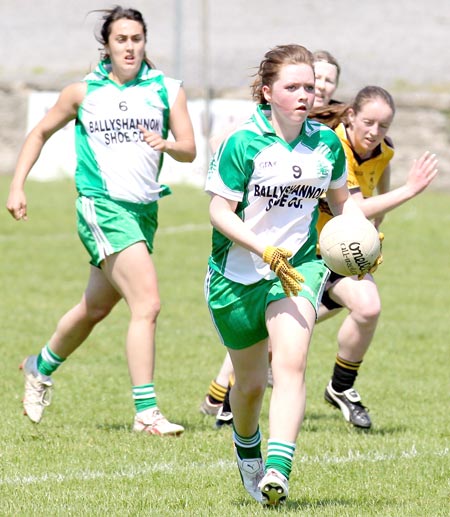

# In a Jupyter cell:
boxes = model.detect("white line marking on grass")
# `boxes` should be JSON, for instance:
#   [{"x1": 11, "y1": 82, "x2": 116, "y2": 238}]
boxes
[
  {"x1": 0, "y1": 233, "x2": 74, "y2": 242},
  {"x1": 0, "y1": 224, "x2": 211, "y2": 242},
  {"x1": 158, "y1": 223, "x2": 211, "y2": 235},
  {"x1": 298, "y1": 445, "x2": 429, "y2": 464},
  {"x1": 1, "y1": 447, "x2": 447, "y2": 486}
]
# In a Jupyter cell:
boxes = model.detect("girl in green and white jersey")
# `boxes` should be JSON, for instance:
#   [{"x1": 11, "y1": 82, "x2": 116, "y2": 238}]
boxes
[
  {"x1": 204, "y1": 44, "x2": 366, "y2": 506},
  {"x1": 7, "y1": 6, "x2": 196, "y2": 436}
]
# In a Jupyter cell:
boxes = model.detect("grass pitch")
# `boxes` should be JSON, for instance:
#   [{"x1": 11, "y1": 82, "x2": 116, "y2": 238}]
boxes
[{"x1": 0, "y1": 177, "x2": 448, "y2": 516}]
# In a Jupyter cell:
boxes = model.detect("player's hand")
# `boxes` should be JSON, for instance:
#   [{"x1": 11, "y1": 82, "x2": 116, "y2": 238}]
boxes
[
  {"x1": 263, "y1": 246, "x2": 305, "y2": 297},
  {"x1": 358, "y1": 232, "x2": 384, "y2": 280},
  {"x1": 6, "y1": 189, "x2": 28, "y2": 221},
  {"x1": 139, "y1": 125, "x2": 168, "y2": 152},
  {"x1": 406, "y1": 151, "x2": 438, "y2": 196}
]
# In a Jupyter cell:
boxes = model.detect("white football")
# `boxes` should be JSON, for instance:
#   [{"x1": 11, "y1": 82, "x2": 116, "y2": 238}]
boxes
[{"x1": 319, "y1": 215, "x2": 380, "y2": 277}]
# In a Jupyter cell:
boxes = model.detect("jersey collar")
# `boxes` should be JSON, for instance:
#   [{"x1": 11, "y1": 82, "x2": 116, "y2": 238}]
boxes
[
  {"x1": 88, "y1": 59, "x2": 162, "y2": 85},
  {"x1": 255, "y1": 104, "x2": 309, "y2": 148},
  {"x1": 338, "y1": 123, "x2": 383, "y2": 164},
  {"x1": 254, "y1": 104, "x2": 277, "y2": 135}
]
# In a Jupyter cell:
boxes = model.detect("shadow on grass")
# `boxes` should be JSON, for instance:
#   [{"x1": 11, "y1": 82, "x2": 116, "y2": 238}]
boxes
[
  {"x1": 232, "y1": 496, "x2": 355, "y2": 512},
  {"x1": 304, "y1": 412, "x2": 408, "y2": 435},
  {"x1": 367, "y1": 424, "x2": 408, "y2": 435},
  {"x1": 95, "y1": 420, "x2": 193, "y2": 433},
  {"x1": 96, "y1": 423, "x2": 132, "y2": 432},
  {"x1": 284, "y1": 497, "x2": 354, "y2": 512}
]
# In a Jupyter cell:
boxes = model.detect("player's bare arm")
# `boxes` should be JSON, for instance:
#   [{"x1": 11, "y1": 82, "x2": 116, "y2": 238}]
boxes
[
  {"x1": 326, "y1": 184, "x2": 365, "y2": 219},
  {"x1": 6, "y1": 82, "x2": 86, "y2": 220},
  {"x1": 139, "y1": 87, "x2": 196, "y2": 162},
  {"x1": 349, "y1": 152, "x2": 438, "y2": 220},
  {"x1": 209, "y1": 195, "x2": 266, "y2": 257}
]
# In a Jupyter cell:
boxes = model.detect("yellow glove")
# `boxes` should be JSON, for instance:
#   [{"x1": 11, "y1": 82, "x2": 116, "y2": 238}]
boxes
[
  {"x1": 358, "y1": 232, "x2": 384, "y2": 280},
  {"x1": 263, "y1": 246, "x2": 305, "y2": 297}
]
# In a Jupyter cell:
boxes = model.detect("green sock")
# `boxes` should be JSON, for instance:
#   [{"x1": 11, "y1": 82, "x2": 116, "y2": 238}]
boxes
[
  {"x1": 36, "y1": 344, "x2": 65, "y2": 376},
  {"x1": 265, "y1": 439, "x2": 296, "y2": 479},
  {"x1": 132, "y1": 383, "x2": 157, "y2": 413},
  {"x1": 232, "y1": 425, "x2": 262, "y2": 459}
]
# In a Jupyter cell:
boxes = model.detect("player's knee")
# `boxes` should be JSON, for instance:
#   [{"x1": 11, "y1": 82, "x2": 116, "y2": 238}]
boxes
[
  {"x1": 354, "y1": 298, "x2": 381, "y2": 324},
  {"x1": 274, "y1": 355, "x2": 307, "y2": 381},
  {"x1": 233, "y1": 378, "x2": 266, "y2": 402},
  {"x1": 147, "y1": 299, "x2": 161, "y2": 321},
  {"x1": 131, "y1": 298, "x2": 161, "y2": 323},
  {"x1": 87, "y1": 302, "x2": 115, "y2": 324}
]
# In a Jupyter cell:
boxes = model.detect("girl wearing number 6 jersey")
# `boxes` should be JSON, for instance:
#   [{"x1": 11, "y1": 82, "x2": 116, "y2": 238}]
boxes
[{"x1": 6, "y1": 6, "x2": 195, "y2": 436}]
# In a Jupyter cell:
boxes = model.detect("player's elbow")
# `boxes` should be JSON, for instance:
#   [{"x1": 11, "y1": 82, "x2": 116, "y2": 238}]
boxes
[
  {"x1": 175, "y1": 146, "x2": 196, "y2": 163},
  {"x1": 183, "y1": 142, "x2": 197, "y2": 162}
]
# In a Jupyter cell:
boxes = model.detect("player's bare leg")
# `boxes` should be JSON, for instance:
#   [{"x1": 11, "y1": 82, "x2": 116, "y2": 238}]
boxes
[
  {"x1": 102, "y1": 243, "x2": 184, "y2": 436},
  {"x1": 258, "y1": 297, "x2": 315, "y2": 505},
  {"x1": 321, "y1": 274, "x2": 380, "y2": 428}
]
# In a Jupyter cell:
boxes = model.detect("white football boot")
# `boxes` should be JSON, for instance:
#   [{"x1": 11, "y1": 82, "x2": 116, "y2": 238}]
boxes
[
  {"x1": 259, "y1": 468, "x2": 289, "y2": 506},
  {"x1": 20, "y1": 355, "x2": 53, "y2": 423},
  {"x1": 133, "y1": 408, "x2": 184, "y2": 436},
  {"x1": 234, "y1": 447, "x2": 265, "y2": 502}
]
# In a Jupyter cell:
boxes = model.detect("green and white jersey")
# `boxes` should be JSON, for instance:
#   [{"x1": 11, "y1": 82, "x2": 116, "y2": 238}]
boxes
[
  {"x1": 75, "y1": 60, "x2": 181, "y2": 204},
  {"x1": 205, "y1": 104, "x2": 347, "y2": 285}
]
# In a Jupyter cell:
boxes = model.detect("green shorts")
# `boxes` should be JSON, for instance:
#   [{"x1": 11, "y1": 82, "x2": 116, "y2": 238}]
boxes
[
  {"x1": 205, "y1": 257, "x2": 329, "y2": 350},
  {"x1": 76, "y1": 196, "x2": 158, "y2": 267}
]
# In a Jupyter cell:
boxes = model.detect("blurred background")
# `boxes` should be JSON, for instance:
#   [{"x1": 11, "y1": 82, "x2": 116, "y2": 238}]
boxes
[{"x1": 1, "y1": 0, "x2": 449, "y2": 184}]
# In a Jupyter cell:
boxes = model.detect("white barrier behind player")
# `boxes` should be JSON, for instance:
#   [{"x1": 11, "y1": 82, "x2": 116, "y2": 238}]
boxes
[{"x1": 27, "y1": 92, "x2": 254, "y2": 186}]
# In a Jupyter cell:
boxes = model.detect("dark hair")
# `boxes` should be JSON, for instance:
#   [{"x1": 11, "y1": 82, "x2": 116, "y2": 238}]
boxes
[
  {"x1": 313, "y1": 50, "x2": 341, "y2": 85},
  {"x1": 251, "y1": 44, "x2": 315, "y2": 104},
  {"x1": 353, "y1": 85, "x2": 395, "y2": 115},
  {"x1": 309, "y1": 85, "x2": 395, "y2": 129},
  {"x1": 93, "y1": 6, "x2": 155, "y2": 68},
  {"x1": 308, "y1": 103, "x2": 349, "y2": 129}
]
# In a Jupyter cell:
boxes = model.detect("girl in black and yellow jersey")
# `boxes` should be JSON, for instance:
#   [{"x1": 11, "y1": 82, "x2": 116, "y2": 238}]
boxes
[{"x1": 312, "y1": 86, "x2": 438, "y2": 429}]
